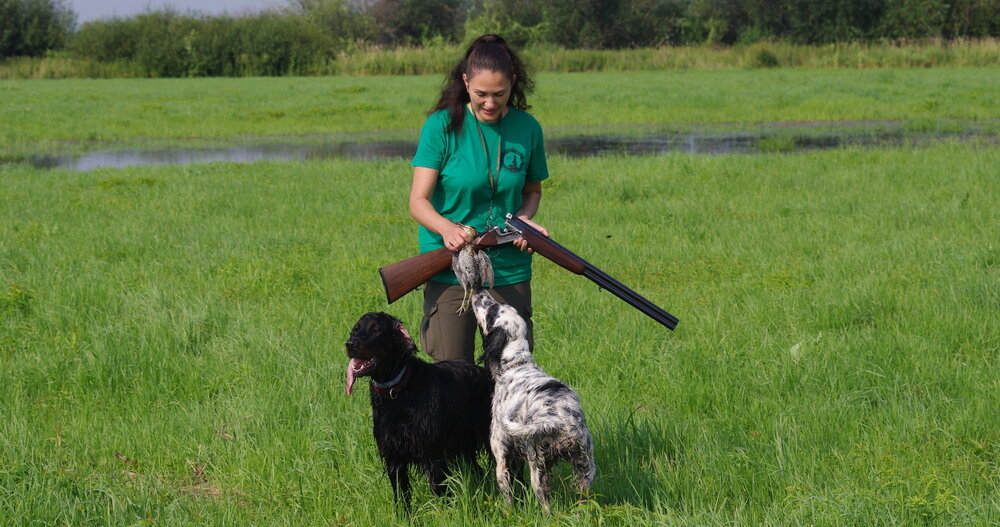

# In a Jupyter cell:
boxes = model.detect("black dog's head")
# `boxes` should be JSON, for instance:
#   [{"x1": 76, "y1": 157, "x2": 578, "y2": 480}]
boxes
[{"x1": 345, "y1": 312, "x2": 417, "y2": 395}]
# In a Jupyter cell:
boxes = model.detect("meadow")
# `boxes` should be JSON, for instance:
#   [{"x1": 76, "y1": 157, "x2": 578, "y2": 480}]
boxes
[
  {"x1": 2, "y1": 67, "x2": 999, "y2": 157},
  {"x1": 1, "y1": 69, "x2": 999, "y2": 526}
]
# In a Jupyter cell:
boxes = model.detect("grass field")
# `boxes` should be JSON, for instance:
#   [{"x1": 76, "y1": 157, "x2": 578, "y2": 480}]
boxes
[
  {"x1": 2, "y1": 140, "x2": 998, "y2": 524},
  {"x1": 2, "y1": 67, "x2": 999, "y2": 156},
  {"x1": 3, "y1": 67, "x2": 999, "y2": 524}
]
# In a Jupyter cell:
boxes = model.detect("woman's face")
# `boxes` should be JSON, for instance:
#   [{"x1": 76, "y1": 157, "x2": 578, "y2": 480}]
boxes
[{"x1": 463, "y1": 69, "x2": 514, "y2": 123}]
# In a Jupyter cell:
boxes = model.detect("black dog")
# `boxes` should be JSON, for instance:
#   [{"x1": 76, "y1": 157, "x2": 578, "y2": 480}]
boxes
[{"x1": 345, "y1": 312, "x2": 493, "y2": 509}]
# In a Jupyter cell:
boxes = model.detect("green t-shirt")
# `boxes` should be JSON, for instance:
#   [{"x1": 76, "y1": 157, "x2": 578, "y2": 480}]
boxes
[{"x1": 412, "y1": 106, "x2": 549, "y2": 285}]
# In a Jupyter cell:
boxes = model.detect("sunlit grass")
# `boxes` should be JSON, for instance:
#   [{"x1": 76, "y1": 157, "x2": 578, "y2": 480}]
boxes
[{"x1": 2, "y1": 143, "x2": 998, "y2": 525}]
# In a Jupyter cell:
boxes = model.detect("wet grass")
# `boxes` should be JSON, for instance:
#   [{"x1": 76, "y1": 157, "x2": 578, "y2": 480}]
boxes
[
  {"x1": 1, "y1": 143, "x2": 998, "y2": 525},
  {"x1": 1, "y1": 67, "x2": 998, "y2": 156}
]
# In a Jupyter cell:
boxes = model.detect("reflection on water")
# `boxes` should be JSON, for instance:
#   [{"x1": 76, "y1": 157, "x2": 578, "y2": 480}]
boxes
[
  {"x1": 22, "y1": 130, "x2": 988, "y2": 171},
  {"x1": 28, "y1": 140, "x2": 417, "y2": 171}
]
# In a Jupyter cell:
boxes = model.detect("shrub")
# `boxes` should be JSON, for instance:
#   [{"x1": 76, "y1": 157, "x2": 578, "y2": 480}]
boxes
[
  {"x1": 752, "y1": 48, "x2": 780, "y2": 68},
  {"x1": 70, "y1": 9, "x2": 338, "y2": 77},
  {"x1": 0, "y1": 0, "x2": 76, "y2": 57}
]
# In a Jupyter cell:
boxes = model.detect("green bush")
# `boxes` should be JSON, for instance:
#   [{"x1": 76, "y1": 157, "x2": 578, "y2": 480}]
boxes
[
  {"x1": 0, "y1": 0, "x2": 76, "y2": 57},
  {"x1": 66, "y1": 16, "x2": 141, "y2": 62},
  {"x1": 752, "y1": 47, "x2": 780, "y2": 68},
  {"x1": 70, "y1": 10, "x2": 337, "y2": 77},
  {"x1": 880, "y1": 0, "x2": 949, "y2": 39}
]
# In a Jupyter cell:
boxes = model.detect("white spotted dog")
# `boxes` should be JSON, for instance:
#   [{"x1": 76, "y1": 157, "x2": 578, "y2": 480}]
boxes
[{"x1": 472, "y1": 289, "x2": 596, "y2": 511}]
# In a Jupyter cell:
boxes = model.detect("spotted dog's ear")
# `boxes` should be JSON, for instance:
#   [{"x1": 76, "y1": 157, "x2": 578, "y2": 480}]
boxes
[
  {"x1": 485, "y1": 303, "x2": 501, "y2": 332},
  {"x1": 479, "y1": 328, "x2": 509, "y2": 367},
  {"x1": 395, "y1": 321, "x2": 418, "y2": 355}
]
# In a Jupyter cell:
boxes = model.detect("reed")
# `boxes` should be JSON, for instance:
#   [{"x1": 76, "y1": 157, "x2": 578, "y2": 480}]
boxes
[
  {"x1": 0, "y1": 55, "x2": 142, "y2": 80},
  {"x1": 3, "y1": 38, "x2": 999, "y2": 79}
]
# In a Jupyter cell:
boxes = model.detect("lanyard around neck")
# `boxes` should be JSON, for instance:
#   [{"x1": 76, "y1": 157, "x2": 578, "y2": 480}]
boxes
[{"x1": 471, "y1": 106, "x2": 503, "y2": 192}]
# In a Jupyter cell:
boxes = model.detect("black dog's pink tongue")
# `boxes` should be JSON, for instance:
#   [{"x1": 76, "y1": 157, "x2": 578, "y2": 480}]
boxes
[{"x1": 346, "y1": 358, "x2": 361, "y2": 395}]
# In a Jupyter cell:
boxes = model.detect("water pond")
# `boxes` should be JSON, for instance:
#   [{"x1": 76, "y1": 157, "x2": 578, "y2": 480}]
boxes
[{"x1": 20, "y1": 126, "x2": 995, "y2": 171}]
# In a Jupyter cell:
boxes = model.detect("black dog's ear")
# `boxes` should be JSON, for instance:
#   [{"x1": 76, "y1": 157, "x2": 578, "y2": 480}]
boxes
[{"x1": 394, "y1": 321, "x2": 418, "y2": 356}]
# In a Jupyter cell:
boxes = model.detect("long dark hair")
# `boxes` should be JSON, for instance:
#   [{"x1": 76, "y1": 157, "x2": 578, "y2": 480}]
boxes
[{"x1": 430, "y1": 34, "x2": 534, "y2": 135}]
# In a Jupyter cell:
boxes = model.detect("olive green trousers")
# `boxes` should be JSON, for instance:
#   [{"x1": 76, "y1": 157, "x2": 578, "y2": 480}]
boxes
[{"x1": 420, "y1": 280, "x2": 533, "y2": 363}]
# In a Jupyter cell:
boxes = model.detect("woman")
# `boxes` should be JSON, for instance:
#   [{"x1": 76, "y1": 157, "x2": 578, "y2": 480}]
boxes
[{"x1": 410, "y1": 34, "x2": 549, "y2": 363}]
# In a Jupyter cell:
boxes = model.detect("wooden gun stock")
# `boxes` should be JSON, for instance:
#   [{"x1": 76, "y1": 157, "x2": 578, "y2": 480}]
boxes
[
  {"x1": 379, "y1": 248, "x2": 454, "y2": 304},
  {"x1": 506, "y1": 215, "x2": 679, "y2": 330},
  {"x1": 378, "y1": 229, "x2": 507, "y2": 304}
]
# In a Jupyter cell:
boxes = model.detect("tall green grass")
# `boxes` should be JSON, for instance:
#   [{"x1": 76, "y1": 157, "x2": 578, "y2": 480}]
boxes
[
  {"x1": 3, "y1": 39, "x2": 1000, "y2": 79},
  {"x1": 523, "y1": 38, "x2": 1000, "y2": 72},
  {"x1": 1, "y1": 143, "x2": 997, "y2": 525}
]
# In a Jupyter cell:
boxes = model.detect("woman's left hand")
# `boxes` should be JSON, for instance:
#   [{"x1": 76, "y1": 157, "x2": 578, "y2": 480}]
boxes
[{"x1": 512, "y1": 216, "x2": 549, "y2": 254}]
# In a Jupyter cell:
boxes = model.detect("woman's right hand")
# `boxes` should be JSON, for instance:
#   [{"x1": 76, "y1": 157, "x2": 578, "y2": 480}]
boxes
[{"x1": 442, "y1": 223, "x2": 475, "y2": 251}]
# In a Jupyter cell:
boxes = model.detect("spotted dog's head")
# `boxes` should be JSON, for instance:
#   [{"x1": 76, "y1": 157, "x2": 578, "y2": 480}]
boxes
[
  {"x1": 472, "y1": 289, "x2": 530, "y2": 377},
  {"x1": 471, "y1": 289, "x2": 527, "y2": 338},
  {"x1": 344, "y1": 312, "x2": 416, "y2": 395}
]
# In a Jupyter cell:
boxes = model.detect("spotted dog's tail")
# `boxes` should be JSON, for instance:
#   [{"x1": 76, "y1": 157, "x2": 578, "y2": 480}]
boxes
[{"x1": 501, "y1": 418, "x2": 559, "y2": 438}]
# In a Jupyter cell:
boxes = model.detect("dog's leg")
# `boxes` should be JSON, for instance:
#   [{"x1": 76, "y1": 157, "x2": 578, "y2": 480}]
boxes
[
  {"x1": 571, "y1": 451, "x2": 596, "y2": 504},
  {"x1": 509, "y1": 456, "x2": 527, "y2": 495},
  {"x1": 463, "y1": 449, "x2": 485, "y2": 478},
  {"x1": 387, "y1": 462, "x2": 411, "y2": 511},
  {"x1": 491, "y1": 427, "x2": 516, "y2": 504},
  {"x1": 492, "y1": 445, "x2": 515, "y2": 504},
  {"x1": 427, "y1": 459, "x2": 448, "y2": 496},
  {"x1": 528, "y1": 457, "x2": 554, "y2": 513}
]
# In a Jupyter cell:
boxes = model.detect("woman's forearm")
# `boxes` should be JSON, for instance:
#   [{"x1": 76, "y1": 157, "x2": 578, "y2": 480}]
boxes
[
  {"x1": 515, "y1": 180, "x2": 543, "y2": 220},
  {"x1": 410, "y1": 166, "x2": 476, "y2": 251},
  {"x1": 409, "y1": 194, "x2": 454, "y2": 235}
]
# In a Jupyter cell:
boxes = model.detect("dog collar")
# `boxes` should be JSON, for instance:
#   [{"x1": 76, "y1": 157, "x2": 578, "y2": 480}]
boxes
[{"x1": 371, "y1": 365, "x2": 410, "y2": 398}]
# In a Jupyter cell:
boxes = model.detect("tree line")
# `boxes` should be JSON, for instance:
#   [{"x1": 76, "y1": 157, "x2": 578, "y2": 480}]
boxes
[{"x1": 2, "y1": 0, "x2": 998, "y2": 76}]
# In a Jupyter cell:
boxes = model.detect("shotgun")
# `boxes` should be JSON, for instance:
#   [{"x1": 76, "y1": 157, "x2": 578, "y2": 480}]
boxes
[
  {"x1": 378, "y1": 216, "x2": 679, "y2": 330},
  {"x1": 378, "y1": 227, "x2": 520, "y2": 304},
  {"x1": 503, "y1": 214, "x2": 679, "y2": 330}
]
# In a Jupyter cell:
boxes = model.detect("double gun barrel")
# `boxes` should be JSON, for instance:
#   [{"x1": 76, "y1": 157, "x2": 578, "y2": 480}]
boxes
[{"x1": 504, "y1": 215, "x2": 678, "y2": 330}]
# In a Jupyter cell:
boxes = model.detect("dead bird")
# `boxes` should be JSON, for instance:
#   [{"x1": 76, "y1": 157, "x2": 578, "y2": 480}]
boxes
[{"x1": 452, "y1": 245, "x2": 494, "y2": 314}]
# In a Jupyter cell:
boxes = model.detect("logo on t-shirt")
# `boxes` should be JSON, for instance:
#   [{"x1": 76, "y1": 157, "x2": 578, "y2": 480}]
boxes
[{"x1": 502, "y1": 149, "x2": 524, "y2": 172}]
